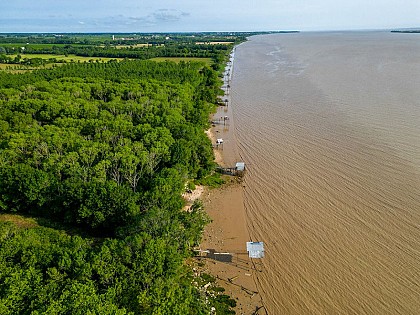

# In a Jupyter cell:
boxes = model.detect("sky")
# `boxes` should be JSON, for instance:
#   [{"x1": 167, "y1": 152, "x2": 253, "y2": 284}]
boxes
[{"x1": 1, "y1": 0, "x2": 420, "y2": 33}]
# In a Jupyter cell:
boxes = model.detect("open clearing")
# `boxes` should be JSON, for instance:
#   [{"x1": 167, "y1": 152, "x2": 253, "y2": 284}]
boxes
[
  {"x1": 10, "y1": 54, "x2": 124, "y2": 63},
  {"x1": 0, "y1": 214, "x2": 38, "y2": 229},
  {"x1": 195, "y1": 41, "x2": 234, "y2": 45},
  {"x1": 150, "y1": 57, "x2": 212, "y2": 65},
  {"x1": 0, "y1": 63, "x2": 56, "y2": 73}
]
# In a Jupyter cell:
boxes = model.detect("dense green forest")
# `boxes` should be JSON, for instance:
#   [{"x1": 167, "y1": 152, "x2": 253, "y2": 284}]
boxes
[{"x1": 0, "y1": 44, "x2": 236, "y2": 314}]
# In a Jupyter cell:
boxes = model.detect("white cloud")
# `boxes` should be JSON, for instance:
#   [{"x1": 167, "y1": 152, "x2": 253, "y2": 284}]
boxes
[{"x1": 1, "y1": 0, "x2": 420, "y2": 32}]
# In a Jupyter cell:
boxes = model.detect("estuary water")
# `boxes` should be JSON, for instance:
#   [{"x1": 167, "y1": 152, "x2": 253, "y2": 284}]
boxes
[{"x1": 231, "y1": 32, "x2": 420, "y2": 314}]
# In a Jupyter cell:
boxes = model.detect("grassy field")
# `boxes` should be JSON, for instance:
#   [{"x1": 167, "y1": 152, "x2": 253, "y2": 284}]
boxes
[
  {"x1": 0, "y1": 43, "x2": 87, "y2": 49},
  {"x1": 0, "y1": 214, "x2": 39, "y2": 229},
  {"x1": 115, "y1": 43, "x2": 157, "y2": 49},
  {"x1": 195, "y1": 41, "x2": 234, "y2": 45},
  {"x1": 0, "y1": 213, "x2": 97, "y2": 237},
  {"x1": 0, "y1": 54, "x2": 124, "y2": 73},
  {"x1": 0, "y1": 63, "x2": 56, "y2": 73},
  {"x1": 149, "y1": 57, "x2": 212, "y2": 65},
  {"x1": 0, "y1": 56, "x2": 212, "y2": 73},
  {"x1": 14, "y1": 54, "x2": 123, "y2": 62}
]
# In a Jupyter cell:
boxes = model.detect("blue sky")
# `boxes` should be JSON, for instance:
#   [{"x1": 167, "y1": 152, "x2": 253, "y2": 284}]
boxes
[{"x1": 1, "y1": 0, "x2": 420, "y2": 33}]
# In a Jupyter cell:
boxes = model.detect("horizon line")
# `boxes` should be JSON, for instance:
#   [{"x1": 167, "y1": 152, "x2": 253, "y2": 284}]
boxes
[{"x1": 1, "y1": 27, "x2": 419, "y2": 35}]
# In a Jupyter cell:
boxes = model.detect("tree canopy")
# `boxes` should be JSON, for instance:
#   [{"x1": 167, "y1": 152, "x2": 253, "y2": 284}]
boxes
[{"x1": 0, "y1": 56, "x2": 231, "y2": 313}]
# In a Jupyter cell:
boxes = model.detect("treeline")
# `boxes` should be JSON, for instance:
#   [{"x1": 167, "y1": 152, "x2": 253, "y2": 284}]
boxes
[
  {"x1": 0, "y1": 32, "x2": 253, "y2": 46},
  {"x1": 0, "y1": 43, "x2": 230, "y2": 72},
  {"x1": 0, "y1": 60, "x2": 234, "y2": 313},
  {"x1": 0, "y1": 32, "x2": 257, "y2": 71},
  {"x1": 0, "y1": 219, "x2": 208, "y2": 314},
  {"x1": 0, "y1": 60, "x2": 220, "y2": 93},
  {"x1": 1, "y1": 43, "x2": 231, "y2": 58}
]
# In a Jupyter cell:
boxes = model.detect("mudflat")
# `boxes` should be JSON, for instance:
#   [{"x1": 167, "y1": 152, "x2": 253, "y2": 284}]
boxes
[{"x1": 199, "y1": 65, "x2": 267, "y2": 313}]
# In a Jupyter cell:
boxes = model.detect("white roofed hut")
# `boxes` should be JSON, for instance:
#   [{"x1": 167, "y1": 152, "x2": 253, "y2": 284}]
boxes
[
  {"x1": 246, "y1": 241, "x2": 265, "y2": 258},
  {"x1": 216, "y1": 161, "x2": 246, "y2": 176},
  {"x1": 235, "y1": 162, "x2": 245, "y2": 176}
]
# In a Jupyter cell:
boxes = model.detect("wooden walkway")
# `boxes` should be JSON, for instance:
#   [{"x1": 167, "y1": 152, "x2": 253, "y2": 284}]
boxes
[{"x1": 216, "y1": 166, "x2": 244, "y2": 176}]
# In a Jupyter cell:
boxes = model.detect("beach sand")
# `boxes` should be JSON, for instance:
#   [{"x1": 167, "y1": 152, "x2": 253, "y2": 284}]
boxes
[
  {"x1": 200, "y1": 180, "x2": 266, "y2": 314},
  {"x1": 196, "y1": 56, "x2": 267, "y2": 313}
]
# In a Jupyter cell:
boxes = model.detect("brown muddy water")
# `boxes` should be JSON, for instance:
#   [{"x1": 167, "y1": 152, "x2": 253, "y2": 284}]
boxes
[{"x1": 230, "y1": 32, "x2": 420, "y2": 314}]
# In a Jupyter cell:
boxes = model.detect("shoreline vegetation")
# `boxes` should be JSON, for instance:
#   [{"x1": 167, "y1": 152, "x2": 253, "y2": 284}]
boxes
[{"x1": 0, "y1": 31, "x2": 275, "y2": 314}]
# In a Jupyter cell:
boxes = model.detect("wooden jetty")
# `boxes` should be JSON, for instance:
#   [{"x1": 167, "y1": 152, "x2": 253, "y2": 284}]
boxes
[{"x1": 216, "y1": 162, "x2": 246, "y2": 176}]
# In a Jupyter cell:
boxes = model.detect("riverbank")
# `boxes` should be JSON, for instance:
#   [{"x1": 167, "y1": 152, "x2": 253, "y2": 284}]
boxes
[{"x1": 197, "y1": 49, "x2": 267, "y2": 314}]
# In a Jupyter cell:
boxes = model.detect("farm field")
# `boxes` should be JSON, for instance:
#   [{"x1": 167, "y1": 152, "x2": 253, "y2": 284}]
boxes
[
  {"x1": 195, "y1": 41, "x2": 234, "y2": 45},
  {"x1": 12, "y1": 54, "x2": 124, "y2": 62},
  {"x1": 150, "y1": 56, "x2": 212, "y2": 65},
  {"x1": 115, "y1": 43, "x2": 156, "y2": 48},
  {"x1": 0, "y1": 54, "x2": 124, "y2": 73},
  {"x1": 0, "y1": 43, "x2": 86, "y2": 49},
  {"x1": 0, "y1": 63, "x2": 55, "y2": 73}
]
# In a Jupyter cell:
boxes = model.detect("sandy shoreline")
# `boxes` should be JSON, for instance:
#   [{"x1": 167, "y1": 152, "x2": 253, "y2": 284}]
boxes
[{"x1": 196, "y1": 50, "x2": 267, "y2": 314}]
